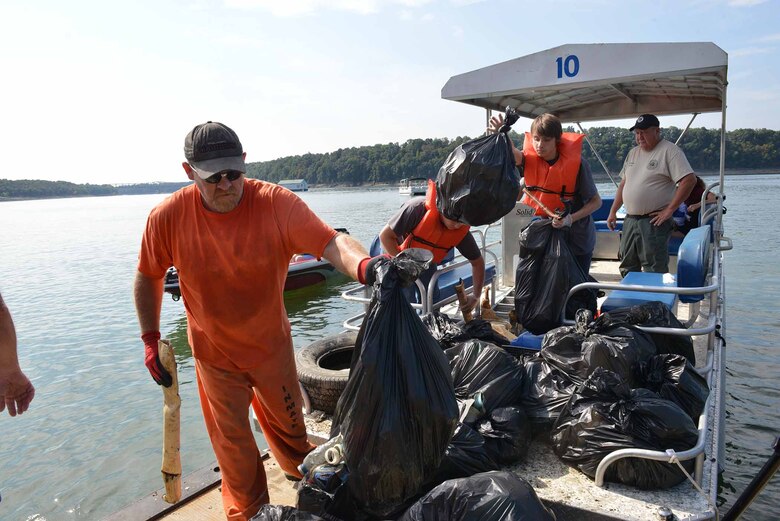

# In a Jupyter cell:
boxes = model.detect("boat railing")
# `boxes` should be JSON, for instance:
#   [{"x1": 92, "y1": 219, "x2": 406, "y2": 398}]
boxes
[
  {"x1": 341, "y1": 278, "x2": 429, "y2": 330},
  {"x1": 594, "y1": 393, "x2": 713, "y2": 486},
  {"x1": 563, "y1": 212, "x2": 729, "y2": 489},
  {"x1": 340, "y1": 226, "x2": 503, "y2": 330}
]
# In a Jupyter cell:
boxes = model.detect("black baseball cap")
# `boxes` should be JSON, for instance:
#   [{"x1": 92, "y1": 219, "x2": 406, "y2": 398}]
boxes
[
  {"x1": 184, "y1": 121, "x2": 246, "y2": 179},
  {"x1": 629, "y1": 114, "x2": 660, "y2": 131}
]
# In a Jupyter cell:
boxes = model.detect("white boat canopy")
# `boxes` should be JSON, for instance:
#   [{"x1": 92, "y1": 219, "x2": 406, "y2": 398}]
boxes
[{"x1": 441, "y1": 42, "x2": 728, "y2": 123}]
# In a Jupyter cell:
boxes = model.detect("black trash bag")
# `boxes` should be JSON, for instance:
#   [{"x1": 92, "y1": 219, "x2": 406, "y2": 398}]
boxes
[
  {"x1": 399, "y1": 470, "x2": 556, "y2": 521},
  {"x1": 520, "y1": 356, "x2": 577, "y2": 424},
  {"x1": 445, "y1": 340, "x2": 526, "y2": 415},
  {"x1": 541, "y1": 309, "x2": 657, "y2": 387},
  {"x1": 422, "y1": 311, "x2": 466, "y2": 350},
  {"x1": 600, "y1": 302, "x2": 696, "y2": 363},
  {"x1": 424, "y1": 423, "x2": 499, "y2": 488},
  {"x1": 251, "y1": 504, "x2": 328, "y2": 521},
  {"x1": 460, "y1": 318, "x2": 511, "y2": 346},
  {"x1": 477, "y1": 406, "x2": 532, "y2": 465},
  {"x1": 635, "y1": 354, "x2": 709, "y2": 421},
  {"x1": 514, "y1": 220, "x2": 597, "y2": 335},
  {"x1": 435, "y1": 108, "x2": 521, "y2": 226},
  {"x1": 296, "y1": 463, "x2": 350, "y2": 518},
  {"x1": 551, "y1": 368, "x2": 699, "y2": 489},
  {"x1": 421, "y1": 314, "x2": 509, "y2": 349},
  {"x1": 331, "y1": 251, "x2": 458, "y2": 518}
]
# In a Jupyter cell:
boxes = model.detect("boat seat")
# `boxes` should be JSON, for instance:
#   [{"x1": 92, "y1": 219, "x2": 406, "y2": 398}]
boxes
[
  {"x1": 430, "y1": 263, "x2": 496, "y2": 305},
  {"x1": 600, "y1": 224, "x2": 711, "y2": 312},
  {"x1": 508, "y1": 330, "x2": 544, "y2": 350}
]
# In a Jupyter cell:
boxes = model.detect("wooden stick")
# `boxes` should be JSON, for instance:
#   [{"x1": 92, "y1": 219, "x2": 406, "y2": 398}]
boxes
[
  {"x1": 158, "y1": 339, "x2": 182, "y2": 504},
  {"x1": 454, "y1": 279, "x2": 473, "y2": 322},
  {"x1": 480, "y1": 286, "x2": 498, "y2": 321},
  {"x1": 522, "y1": 188, "x2": 559, "y2": 219}
]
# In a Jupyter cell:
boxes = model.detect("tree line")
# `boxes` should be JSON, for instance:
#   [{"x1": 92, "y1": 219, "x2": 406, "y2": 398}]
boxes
[
  {"x1": 246, "y1": 126, "x2": 780, "y2": 185},
  {"x1": 1, "y1": 126, "x2": 779, "y2": 199}
]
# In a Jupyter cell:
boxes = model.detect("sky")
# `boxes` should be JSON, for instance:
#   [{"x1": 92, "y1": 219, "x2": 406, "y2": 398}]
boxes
[{"x1": 1, "y1": 0, "x2": 779, "y2": 184}]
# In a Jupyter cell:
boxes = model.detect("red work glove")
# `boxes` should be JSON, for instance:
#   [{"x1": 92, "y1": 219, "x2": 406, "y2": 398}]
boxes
[
  {"x1": 357, "y1": 254, "x2": 391, "y2": 286},
  {"x1": 142, "y1": 331, "x2": 172, "y2": 387}
]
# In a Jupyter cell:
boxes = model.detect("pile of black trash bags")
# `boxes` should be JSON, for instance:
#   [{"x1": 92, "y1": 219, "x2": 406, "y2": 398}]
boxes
[{"x1": 253, "y1": 258, "x2": 709, "y2": 520}]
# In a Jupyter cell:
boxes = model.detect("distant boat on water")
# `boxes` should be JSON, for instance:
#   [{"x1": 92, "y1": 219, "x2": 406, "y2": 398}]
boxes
[
  {"x1": 398, "y1": 177, "x2": 427, "y2": 196},
  {"x1": 278, "y1": 179, "x2": 309, "y2": 192}
]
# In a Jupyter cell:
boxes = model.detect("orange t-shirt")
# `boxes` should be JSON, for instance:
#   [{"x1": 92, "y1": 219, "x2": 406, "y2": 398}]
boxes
[{"x1": 137, "y1": 180, "x2": 337, "y2": 370}]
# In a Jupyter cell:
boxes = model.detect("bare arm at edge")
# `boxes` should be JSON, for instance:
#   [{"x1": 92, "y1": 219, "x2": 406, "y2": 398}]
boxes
[
  {"x1": 607, "y1": 178, "x2": 626, "y2": 231},
  {"x1": 462, "y1": 255, "x2": 486, "y2": 314},
  {"x1": 0, "y1": 293, "x2": 35, "y2": 416},
  {"x1": 322, "y1": 232, "x2": 370, "y2": 281},
  {"x1": 134, "y1": 270, "x2": 164, "y2": 334},
  {"x1": 379, "y1": 225, "x2": 401, "y2": 256},
  {"x1": 571, "y1": 193, "x2": 602, "y2": 224}
]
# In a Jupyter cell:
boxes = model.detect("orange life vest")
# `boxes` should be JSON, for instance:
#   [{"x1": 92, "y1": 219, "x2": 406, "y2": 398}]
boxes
[
  {"x1": 521, "y1": 132, "x2": 584, "y2": 216},
  {"x1": 400, "y1": 180, "x2": 470, "y2": 264}
]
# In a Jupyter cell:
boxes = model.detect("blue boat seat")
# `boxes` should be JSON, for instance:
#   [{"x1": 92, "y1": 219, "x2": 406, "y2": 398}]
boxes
[
  {"x1": 600, "y1": 271, "x2": 678, "y2": 312},
  {"x1": 431, "y1": 263, "x2": 496, "y2": 305},
  {"x1": 600, "y1": 224, "x2": 711, "y2": 312},
  {"x1": 509, "y1": 330, "x2": 544, "y2": 350}
]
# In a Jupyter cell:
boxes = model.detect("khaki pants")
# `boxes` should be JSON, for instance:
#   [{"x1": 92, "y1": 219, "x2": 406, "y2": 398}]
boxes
[
  {"x1": 619, "y1": 216, "x2": 673, "y2": 277},
  {"x1": 195, "y1": 344, "x2": 314, "y2": 521}
]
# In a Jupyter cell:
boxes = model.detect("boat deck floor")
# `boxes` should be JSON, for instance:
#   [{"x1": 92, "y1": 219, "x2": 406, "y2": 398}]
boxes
[
  {"x1": 108, "y1": 450, "x2": 298, "y2": 521},
  {"x1": 158, "y1": 454, "x2": 298, "y2": 520}
]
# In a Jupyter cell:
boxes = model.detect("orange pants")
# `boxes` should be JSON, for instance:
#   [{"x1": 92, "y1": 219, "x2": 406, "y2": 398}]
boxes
[{"x1": 195, "y1": 346, "x2": 314, "y2": 521}]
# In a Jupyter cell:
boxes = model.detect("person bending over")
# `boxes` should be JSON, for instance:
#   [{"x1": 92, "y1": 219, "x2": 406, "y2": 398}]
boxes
[{"x1": 379, "y1": 180, "x2": 485, "y2": 314}]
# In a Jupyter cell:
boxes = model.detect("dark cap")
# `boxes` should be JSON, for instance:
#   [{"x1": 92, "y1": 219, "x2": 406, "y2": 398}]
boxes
[
  {"x1": 629, "y1": 114, "x2": 660, "y2": 131},
  {"x1": 184, "y1": 121, "x2": 245, "y2": 179}
]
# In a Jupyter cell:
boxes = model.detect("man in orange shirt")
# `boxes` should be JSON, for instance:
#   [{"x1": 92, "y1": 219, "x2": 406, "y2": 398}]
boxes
[{"x1": 134, "y1": 121, "x2": 382, "y2": 521}]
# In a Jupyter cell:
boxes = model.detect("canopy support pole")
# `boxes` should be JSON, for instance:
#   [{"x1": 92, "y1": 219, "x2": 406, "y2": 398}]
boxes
[
  {"x1": 576, "y1": 123, "x2": 619, "y2": 188},
  {"x1": 675, "y1": 113, "x2": 700, "y2": 146}
]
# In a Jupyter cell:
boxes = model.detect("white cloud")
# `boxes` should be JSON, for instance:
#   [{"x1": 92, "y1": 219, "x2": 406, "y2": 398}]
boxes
[
  {"x1": 452, "y1": 25, "x2": 464, "y2": 39},
  {"x1": 740, "y1": 88, "x2": 780, "y2": 102},
  {"x1": 395, "y1": 0, "x2": 435, "y2": 6},
  {"x1": 223, "y1": 0, "x2": 442, "y2": 16},
  {"x1": 450, "y1": 0, "x2": 488, "y2": 5},
  {"x1": 758, "y1": 33, "x2": 780, "y2": 42},
  {"x1": 731, "y1": 46, "x2": 774, "y2": 57},
  {"x1": 727, "y1": 0, "x2": 767, "y2": 5},
  {"x1": 225, "y1": 0, "x2": 381, "y2": 16}
]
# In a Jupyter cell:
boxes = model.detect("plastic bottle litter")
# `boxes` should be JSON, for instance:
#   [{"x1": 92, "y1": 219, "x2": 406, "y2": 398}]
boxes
[{"x1": 298, "y1": 434, "x2": 344, "y2": 476}]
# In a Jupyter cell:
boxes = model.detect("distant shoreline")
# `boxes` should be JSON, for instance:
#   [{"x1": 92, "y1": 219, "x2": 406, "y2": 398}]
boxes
[{"x1": 1, "y1": 169, "x2": 778, "y2": 203}]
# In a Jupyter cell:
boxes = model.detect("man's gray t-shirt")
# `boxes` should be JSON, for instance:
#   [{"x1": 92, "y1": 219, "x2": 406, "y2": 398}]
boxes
[
  {"x1": 619, "y1": 139, "x2": 694, "y2": 215},
  {"x1": 387, "y1": 197, "x2": 481, "y2": 260}
]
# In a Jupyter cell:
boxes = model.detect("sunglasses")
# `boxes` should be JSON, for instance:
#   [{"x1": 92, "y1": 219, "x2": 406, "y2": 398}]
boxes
[{"x1": 203, "y1": 170, "x2": 243, "y2": 184}]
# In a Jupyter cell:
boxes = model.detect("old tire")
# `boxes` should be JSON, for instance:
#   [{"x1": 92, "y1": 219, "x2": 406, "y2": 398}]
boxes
[{"x1": 296, "y1": 331, "x2": 357, "y2": 414}]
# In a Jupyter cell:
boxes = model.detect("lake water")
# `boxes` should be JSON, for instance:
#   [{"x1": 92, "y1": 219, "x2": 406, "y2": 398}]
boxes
[{"x1": 0, "y1": 176, "x2": 777, "y2": 520}]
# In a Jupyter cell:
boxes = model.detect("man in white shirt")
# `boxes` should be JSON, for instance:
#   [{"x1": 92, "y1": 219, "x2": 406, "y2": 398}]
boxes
[{"x1": 607, "y1": 114, "x2": 697, "y2": 277}]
